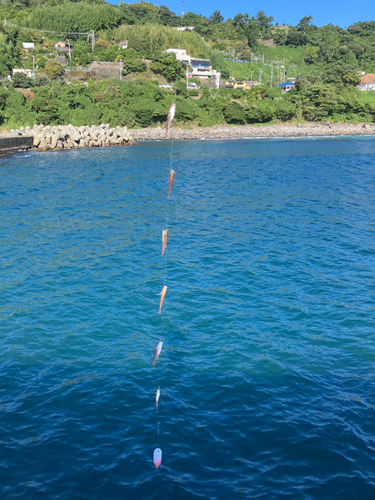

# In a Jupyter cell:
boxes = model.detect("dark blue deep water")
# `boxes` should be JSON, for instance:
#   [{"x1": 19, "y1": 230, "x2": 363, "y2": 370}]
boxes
[{"x1": 1, "y1": 137, "x2": 375, "y2": 499}]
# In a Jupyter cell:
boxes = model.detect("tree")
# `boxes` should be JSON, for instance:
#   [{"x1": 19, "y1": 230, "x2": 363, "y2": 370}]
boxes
[
  {"x1": 322, "y1": 64, "x2": 360, "y2": 86},
  {"x1": 37, "y1": 57, "x2": 47, "y2": 69},
  {"x1": 34, "y1": 75, "x2": 49, "y2": 87},
  {"x1": 297, "y1": 16, "x2": 313, "y2": 31},
  {"x1": 304, "y1": 46, "x2": 320, "y2": 64},
  {"x1": 45, "y1": 60, "x2": 64, "y2": 80},
  {"x1": 122, "y1": 59, "x2": 147, "y2": 75},
  {"x1": 72, "y1": 42, "x2": 93, "y2": 66},
  {"x1": 149, "y1": 53, "x2": 181, "y2": 82},
  {"x1": 273, "y1": 30, "x2": 287, "y2": 45},
  {"x1": 256, "y1": 11, "x2": 274, "y2": 33},
  {"x1": 285, "y1": 31, "x2": 307, "y2": 46},
  {"x1": 246, "y1": 18, "x2": 260, "y2": 49},
  {"x1": 347, "y1": 21, "x2": 375, "y2": 37},
  {"x1": 233, "y1": 13, "x2": 247, "y2": 30},
  {"x1": 12, "y1": 72, "x2": 32, "y2": 88},
  {"x1": 209, "y1": 10, "x2": 224, "y2": 24},
  {"x1": 0, "y1": 41, "x2": 20, "y2": 77},
  {"x1": 158, "y1": 5, "x2": 179, "y2": 26}
]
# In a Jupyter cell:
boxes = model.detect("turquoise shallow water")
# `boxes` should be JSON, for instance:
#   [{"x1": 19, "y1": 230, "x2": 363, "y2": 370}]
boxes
[{"x1": 1, "y1": 137, "x2": 375, "y2": 499}]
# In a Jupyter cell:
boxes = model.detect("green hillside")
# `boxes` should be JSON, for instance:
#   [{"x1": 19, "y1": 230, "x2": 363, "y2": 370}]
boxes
[{"x1": 0, "y1": 1, "x2": 374, "y2": 129}]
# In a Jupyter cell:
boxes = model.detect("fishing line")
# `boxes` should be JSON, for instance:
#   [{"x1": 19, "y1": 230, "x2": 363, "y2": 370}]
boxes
[{"x1": 154, "y1": 102, "x2": 176, "y2": 469}]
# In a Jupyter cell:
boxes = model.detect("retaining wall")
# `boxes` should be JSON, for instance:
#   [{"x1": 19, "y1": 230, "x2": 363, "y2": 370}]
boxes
[{"x1": 0, "y1": 135, "x2": 33, "y2": 154}]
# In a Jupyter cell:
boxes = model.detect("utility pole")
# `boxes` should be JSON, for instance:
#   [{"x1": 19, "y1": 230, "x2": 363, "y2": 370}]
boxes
[
  {"x1": 119, "y1": 59, "x2": 122, "y2": 81},
  {"x1": 66, "y1": 39, "x2": 71, "y2": 62},
  {"x1": 179, "y1": 0, "x2": 184, "y2": 49},
  {"x1": 260, "y1": 69, "x2": 262, "y2": 83},
  {"x1": 271, "y1": 65, "x2": 273, "y2": 88},
  {"x1": 32, "y1": 55, "x2": 35, "y2": 80},
  {"x1": 91, "y1": 30, "x2": 94, "y2": 52}
]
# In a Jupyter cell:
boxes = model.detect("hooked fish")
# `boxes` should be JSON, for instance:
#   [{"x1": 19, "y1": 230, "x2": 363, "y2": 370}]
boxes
[
  {"x1": 162, "y1": 229, "x2": 168, "y2": 256},
  {"x1": 159, "y1": 285, "x2": 167, "y2": 315},
  {"x1": 167, "y1": 169, "x2": 175, "y2": 199},
  {"x1": 156, "y1": 386, "x2": 160, "y2": 412},
  {"x1": 152, "y1": 340, "x2": 163, "y2": 366},
  {"x1": 165, "y1": 103, "x2": 176, "y2": 135}
]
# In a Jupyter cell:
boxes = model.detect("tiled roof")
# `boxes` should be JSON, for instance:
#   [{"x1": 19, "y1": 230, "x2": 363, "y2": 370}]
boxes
[{"x1": 360, "y1": 74, "x2": 375, "y2": 84}]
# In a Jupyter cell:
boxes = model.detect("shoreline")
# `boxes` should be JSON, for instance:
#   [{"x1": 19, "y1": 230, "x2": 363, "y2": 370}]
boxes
[
  {"x1": 131, "y1": 122, "x2": 375, "y2": 141},
  {"x1": 3, "y1": 122, "x2": 375, "y2": 155}
]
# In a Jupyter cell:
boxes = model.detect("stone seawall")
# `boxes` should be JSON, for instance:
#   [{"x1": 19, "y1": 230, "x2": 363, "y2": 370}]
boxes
[
  {"x1": 0, "y1": 135, "x2": 33, "y2": 154},
  {"x1": 8, "y1": 124, "x2": 136, "y2": 152},
  {"x1": 131, "y1": 122, "x2": 375, "y2": 141}
]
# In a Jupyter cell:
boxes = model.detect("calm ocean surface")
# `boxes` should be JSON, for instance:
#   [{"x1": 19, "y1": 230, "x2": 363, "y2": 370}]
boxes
[{"x1": 1, "y1": 137, "x2": 375, "y2": 499}]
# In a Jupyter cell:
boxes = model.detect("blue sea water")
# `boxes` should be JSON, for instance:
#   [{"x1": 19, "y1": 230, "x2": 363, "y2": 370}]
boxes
[{"x1": 1, "y1": 137, "x2": 375, "y2": 499}]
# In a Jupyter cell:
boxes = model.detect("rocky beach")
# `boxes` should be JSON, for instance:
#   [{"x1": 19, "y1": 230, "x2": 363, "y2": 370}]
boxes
[
  {"x1": 3, "y1": 121, "x2": 375, "y2": 154},
  {"x1": 132, "y1": 122, "x2": 375, "y2": 141}
]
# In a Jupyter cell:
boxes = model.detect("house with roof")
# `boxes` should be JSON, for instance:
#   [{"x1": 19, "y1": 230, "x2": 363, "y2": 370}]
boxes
[
  {"x1": 164, "y1": 48, "x2": 218, "y2": 78},
  {"x1": 22, "y1": 42, "x2": 34, "y2": 54},
  {"x1": 55, "y1": 41, "x2": 71, "y2": 53},
  {"x1": 276, "y1": 81, "x2": 295, "y2": 93},
  {"x1": 358, "y1": 74, "x2": 375, "y2": 91},
  {"x1": 118, "y1": 41, "x2": 128, "y2": 50}
]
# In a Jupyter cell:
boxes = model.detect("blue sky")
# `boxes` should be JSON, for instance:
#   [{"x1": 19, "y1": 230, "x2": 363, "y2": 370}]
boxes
[{"x1": 111, "y1": 0, "x2": 375, "y2": 28}]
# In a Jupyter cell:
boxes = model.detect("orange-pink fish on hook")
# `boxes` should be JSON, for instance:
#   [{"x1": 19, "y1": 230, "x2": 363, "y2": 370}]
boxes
[
  {"x1": 162, "y1": 230, "x2": 167, "y2": 256},
  {"x1": 159, "y1": 285, "x2": 167, "y2": 315},
  {"x1": 165, "y1": 103, "x2": 176, "y2": 135},
  {"x1": 167, "y1": 169, "x2": 175, "y2": 199}
]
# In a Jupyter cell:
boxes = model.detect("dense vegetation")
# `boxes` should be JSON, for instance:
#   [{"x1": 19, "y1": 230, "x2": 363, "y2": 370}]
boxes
[
  {"x1": 0, "y1": 0, "x2": 374, "y2": 130},
  {"x1": 2, "y1": 76, "x2": 375, "y2": 129}
]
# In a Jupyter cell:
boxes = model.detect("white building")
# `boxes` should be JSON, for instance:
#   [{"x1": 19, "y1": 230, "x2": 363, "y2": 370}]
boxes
[
  {"x1": 358, "y1": 74, "x2": 375, "y2": 91},
  {"x1": 164, "y1": 48, "x2": 218, "y2": 78},
  {"x1": 172, "y1": 26, "x2": 195, "y2": 31}
]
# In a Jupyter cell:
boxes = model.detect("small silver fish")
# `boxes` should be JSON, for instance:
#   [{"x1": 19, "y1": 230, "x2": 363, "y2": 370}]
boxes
[
  {"x1": 165, "y1": 103, "x2": 176, "y2": 135},
  {"x1": 162, "y1": 229, "x2": 167, "y2": 256},
  {"x1": 156, "y1": 386, "x2": 160, "y2": 412},
  {"x1": 152, "y1": 340, "x2": 163, "y2": 367}
]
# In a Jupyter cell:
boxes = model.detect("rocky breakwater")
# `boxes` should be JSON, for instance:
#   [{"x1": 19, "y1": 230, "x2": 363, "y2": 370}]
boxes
[{"x1": 9, "y1": 124, "x2": 136, "y2": 152}]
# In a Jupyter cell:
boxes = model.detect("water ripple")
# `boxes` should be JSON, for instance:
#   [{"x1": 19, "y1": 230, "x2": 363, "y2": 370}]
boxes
[{"x1": 1, "y1": 138, "x2": 375, "y2": 499}]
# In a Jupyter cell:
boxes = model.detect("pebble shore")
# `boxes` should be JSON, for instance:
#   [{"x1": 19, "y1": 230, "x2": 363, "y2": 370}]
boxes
[
  {"x1": 6, "y1": 122, "x2": 375, "y2": 153},
  {"x1": 8, "y1": 124, "x2": 136, "y2": 151},
  {"x1": 132, "y1": 122, "x2": 375, "y2": 141}
]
